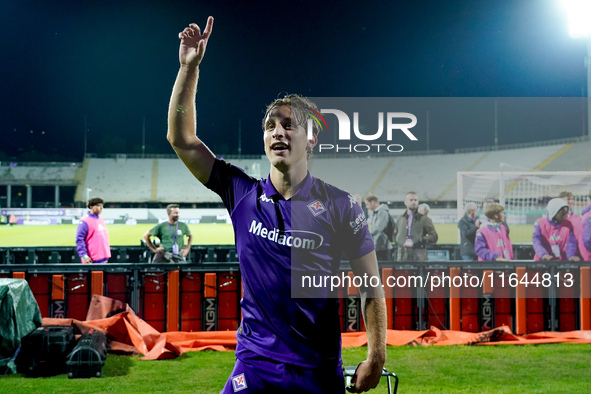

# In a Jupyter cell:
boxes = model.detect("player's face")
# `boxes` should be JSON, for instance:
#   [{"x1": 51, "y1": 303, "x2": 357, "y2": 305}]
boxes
[
  {"x1": 90, "y1": 203, "x2": 103, "y2": 215},
  {"x1": 404, "y1": 194, "x2": 418, "y2": 211},
  {"x1": 554, "y1": 206, "x2": 568, "y2": 222},
  {"x1": 493, "y1": 210, "x2": 505, "y2": 223},
  {"x1": 364, "y1": 200, "x2": 378, "y2": 211},
  {"x1": 263, "y1": 106, "x2": 315, "y2": 170},
  {"x1": 561, "y1": 196, "x2": 575, "y2": 211},
  {"x1": 168, "y1": 208, "x2": 180, "y2": 223}
]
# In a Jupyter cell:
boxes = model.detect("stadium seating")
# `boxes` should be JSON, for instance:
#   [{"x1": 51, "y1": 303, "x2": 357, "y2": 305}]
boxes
[
  {"x1": 308, "y1": 156, "x2": 388, "y2": 197},
  {"x1": 155, "y1": 159, "x2": 219, "y2": 202},
  {"x1": 538, "y1": 141, "x2": 591, "y2": 171},
  {"x1": 0, "y1": 164, "x2": 78, "y2": 187},
  {"x1": 2, "y1": 138, "x2": 590, "y2": 205},
  {"x1": 82, "y1": 158, "x2": 153, "y2": 202}
]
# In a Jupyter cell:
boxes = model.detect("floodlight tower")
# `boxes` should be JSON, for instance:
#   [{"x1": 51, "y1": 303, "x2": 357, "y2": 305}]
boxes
[{"x1": 563, "y1": 0, "x2": 591, "y2": 137}]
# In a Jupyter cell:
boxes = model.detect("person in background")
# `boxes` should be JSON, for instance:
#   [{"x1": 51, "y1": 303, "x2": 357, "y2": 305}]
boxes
[
  {"x1": 143, "y1": 204, "x2": 192, "y2": 263},
  {"x1": 364, "y1": 194, "x2": 394, "y2": 261},
  {"x1": 533, "y1": 198, "x2": 580, "y2": 262},
  {"x1": 76, "y1": 197, "x2": 111, "y2": 264},
  {"x1": 559, "y1": 191, "x2": 582, "y2": 256},
  {"x1": 394, "y1": 192, "x2": 438, "y2": 261},
  {"x1": 480, "y1": 198, "x2": 510, "y2": 234},
  {"x1": 582, "y1": 189, "x2": 591, "y2": 216},
  {"x1": 458, "y1": 202, "x2": 480, "y2": 261},
  {"x1": 580, "y1": 190, "x2": 591, "y2": 261},
  {"x1": 418, "y1": 203, "x2": 430, "y2": 216},
  {"x1": 475, "y1": 203, "x2": 512, "y2": 261}
]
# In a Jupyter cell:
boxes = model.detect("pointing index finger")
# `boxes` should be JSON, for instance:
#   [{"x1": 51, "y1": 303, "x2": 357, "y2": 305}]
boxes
[{"x1": 203, "y1": 16, "x2": 214, "y2": 38}]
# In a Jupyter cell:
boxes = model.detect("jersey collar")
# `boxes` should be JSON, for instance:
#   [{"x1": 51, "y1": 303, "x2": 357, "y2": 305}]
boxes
[{"x1": 263, "y1": 171, "x2": 314, "y2": 201}]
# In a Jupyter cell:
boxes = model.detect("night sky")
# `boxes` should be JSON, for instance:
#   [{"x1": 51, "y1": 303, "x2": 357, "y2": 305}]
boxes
[{"x1": 0, "y1": 0, "x2": 588, "y2": 161}]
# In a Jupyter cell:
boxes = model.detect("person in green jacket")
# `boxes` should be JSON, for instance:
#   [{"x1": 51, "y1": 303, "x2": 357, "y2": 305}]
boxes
[{"x1": 394, "y1": 192, "x2": 438, "y2": 261}]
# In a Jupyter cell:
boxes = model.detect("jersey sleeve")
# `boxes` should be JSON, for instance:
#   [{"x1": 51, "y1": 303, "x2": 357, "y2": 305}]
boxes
[
  {"x1": 336, "y1": 193, "x2": 375, "y2": 260},
  {"x1": 205, "y1": 159, "x2": 257, "y2": 213}
]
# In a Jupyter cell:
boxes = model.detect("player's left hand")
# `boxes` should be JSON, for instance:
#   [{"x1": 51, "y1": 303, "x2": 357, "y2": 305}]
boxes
[
  {"x1": 348, "y1": 359, "x2": 384, "y2": 393},
  {"x1": 181, "y1": 247, "x2": 189, "y2": 257},
  {"x1": 178, "y1": 17, "x2": 214, "y2": 68}
]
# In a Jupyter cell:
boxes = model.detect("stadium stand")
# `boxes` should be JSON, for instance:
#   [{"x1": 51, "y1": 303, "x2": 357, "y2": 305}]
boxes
[
  {"x1": 155, "y1": 159, "x2": 219, "y2": 202},
  {"x1": 536, "y1": 141, "x2": 591, "y2": 171},
  {"x1": 308, "y1": 156, "x2": 389, "y2": 197},
  {"x1": 81, "y1": 158, "x2": 155, "y2": 202},
  {"x1": 0, "y1": 163, "x2": 78, "y2": 185},
  {"x1": 1, "y1": 138, "x2": 589, "y2": 206},
  {"x1": 309, "y1": 142, "x2": 578, "y2": 202},
  {"x1": 154, "y1": 158, "x2": 271, "y2": 202}
]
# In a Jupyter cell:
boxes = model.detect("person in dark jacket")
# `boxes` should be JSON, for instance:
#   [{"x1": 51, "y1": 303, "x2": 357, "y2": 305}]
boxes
[
  {"x1": 364, "y1": 194, "x2": 393, "y2": 261},
  {"x1": 394, "y1": 192, "x2": 438, "y2": 261},
  {"x1": 458, "y1": 202, "x2": 480, "y2": 261}
]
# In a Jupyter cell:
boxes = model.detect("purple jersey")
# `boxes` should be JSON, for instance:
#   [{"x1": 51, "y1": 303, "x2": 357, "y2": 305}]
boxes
[{"x1": 206, "y1": 159, "x2": 374, "y2": 368}]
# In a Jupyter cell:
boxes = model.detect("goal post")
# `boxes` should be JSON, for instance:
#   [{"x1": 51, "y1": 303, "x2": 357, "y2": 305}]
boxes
[{"x1": 457, "y1": 171, "x2": 591, "y2": 243}]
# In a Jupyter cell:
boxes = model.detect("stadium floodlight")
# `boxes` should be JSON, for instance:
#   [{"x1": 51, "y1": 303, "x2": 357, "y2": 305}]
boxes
[
  {"x1": 561, "y1": 0, "x2": 591, "y2": 137},
  {"x1": 562, "y1": 0, "x2": 591, "y2": 38}
]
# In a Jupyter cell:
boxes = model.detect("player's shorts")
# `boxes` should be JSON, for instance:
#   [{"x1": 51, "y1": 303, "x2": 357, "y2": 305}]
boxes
[{"x1": 220, "y1": 346, "x2": 345, "y2": 393}]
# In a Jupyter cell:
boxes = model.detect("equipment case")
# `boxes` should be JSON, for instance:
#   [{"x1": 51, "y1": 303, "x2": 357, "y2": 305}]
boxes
[
  {"x1": 66, "y1": 328, "x2": 109, "y2": 378},
  {"x1": 16, "y1": 325, "x2": 76, "y2": 376}
]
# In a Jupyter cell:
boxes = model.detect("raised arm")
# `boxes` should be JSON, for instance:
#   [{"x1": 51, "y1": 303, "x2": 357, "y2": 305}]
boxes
[
  {"x1": 168, "y1": 17, "x2": 216, "y2": 184},
  {"x1": 349, "y1": 251, "x2": 387, "y2": 393}
]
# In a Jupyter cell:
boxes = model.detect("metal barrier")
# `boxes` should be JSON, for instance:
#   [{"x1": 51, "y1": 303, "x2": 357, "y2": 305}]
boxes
[{"x1": 2, "y1": 260, "x2": 590, "y2": 335}]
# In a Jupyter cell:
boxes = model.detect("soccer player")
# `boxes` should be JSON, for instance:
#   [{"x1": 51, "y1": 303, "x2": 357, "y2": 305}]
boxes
[{"x1": 167, "y1": 17, "x2": 386, "y2": 393}]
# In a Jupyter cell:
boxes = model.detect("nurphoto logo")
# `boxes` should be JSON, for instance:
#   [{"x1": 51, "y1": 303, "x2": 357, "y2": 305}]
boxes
[{"x1": 306, "y1": 107, "x2": 418, "y2": 154}]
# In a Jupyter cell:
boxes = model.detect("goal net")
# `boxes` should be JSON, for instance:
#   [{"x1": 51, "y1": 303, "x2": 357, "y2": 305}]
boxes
[{"x1": 457, "y1": 171, "x2": 591, "y2": 243}]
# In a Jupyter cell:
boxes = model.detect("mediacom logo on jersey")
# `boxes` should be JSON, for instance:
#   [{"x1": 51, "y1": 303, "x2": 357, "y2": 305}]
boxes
[{"x1": 248, "y1": 220, "x2": 324, "y2": 250}]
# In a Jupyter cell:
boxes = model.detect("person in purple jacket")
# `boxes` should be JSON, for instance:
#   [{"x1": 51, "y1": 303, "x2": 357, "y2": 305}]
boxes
[
  {"x1": 474, "y1": 203, "x2": 513, "y2": 261},
  {"x1": 532, "y1": 198, "x2": 580, "y2": 262},
  {"x1": 582, "y1": 189, "x2": 591, "y2": 217},
  {"x1": 581, "y1": 210, "x2": 591, "y2": 261},
  {"x1": 75, "y1": 197, "x2": 111, "y2": 264},
  {"x1": 167, "y1": 17, "x2": 386, "y2": 394},
  {"x1": 579, "y1": 189, "x2": 591, "y2": 262}
]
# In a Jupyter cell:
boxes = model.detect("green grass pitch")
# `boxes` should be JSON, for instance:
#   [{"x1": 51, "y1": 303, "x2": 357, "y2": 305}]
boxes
[
  {"x1": 1, "y1": 345, "x2": 590, "y2": 393},
  {"x1": 0, "y1": 223, "x2": 534, "y2": 247}
]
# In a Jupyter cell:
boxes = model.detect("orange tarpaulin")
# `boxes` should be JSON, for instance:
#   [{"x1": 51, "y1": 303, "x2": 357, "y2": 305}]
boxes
[
  {"x1": 37, "y1": 295, "x2": 591, "y2": 360},
  {"x1": 42, "y1": 312, "x2": 591, "y2": 361},
  {"x1": 43, "y1": 313, "x2": 183, "y2": 360}
]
